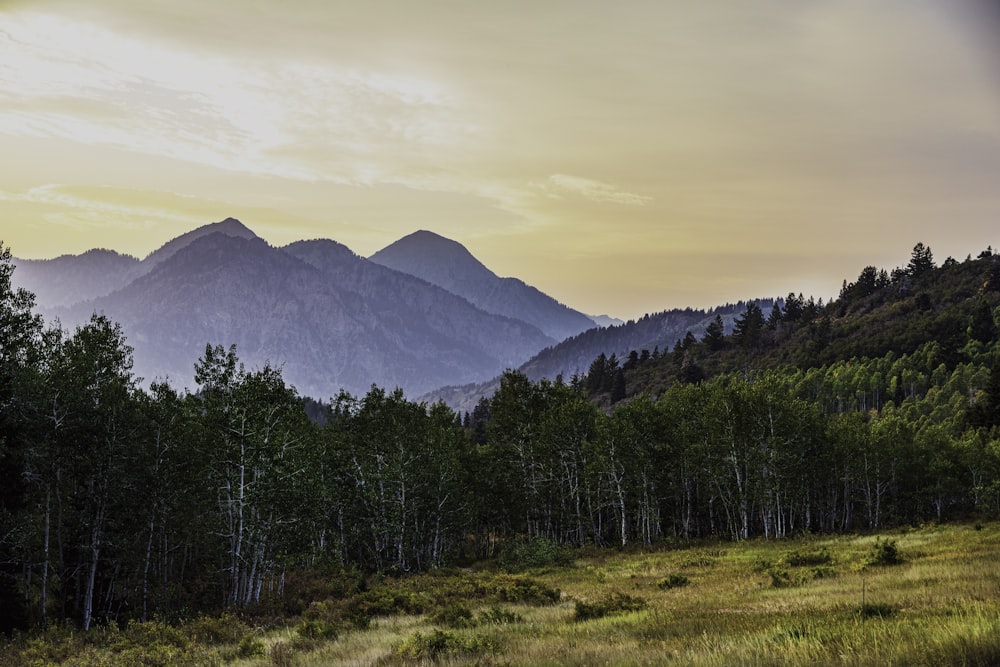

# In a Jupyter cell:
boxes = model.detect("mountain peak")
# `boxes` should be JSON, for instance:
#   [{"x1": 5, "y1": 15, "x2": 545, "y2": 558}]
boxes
[
  {"x1": 142, "y1": 217, "x2": 259, "y2": 267},
  {"x1": 370, "y1": 230, "x2": 596, "y2": 341},
  {"x1": 370, "y1": 230, "x2": 497, "y2": 286}
]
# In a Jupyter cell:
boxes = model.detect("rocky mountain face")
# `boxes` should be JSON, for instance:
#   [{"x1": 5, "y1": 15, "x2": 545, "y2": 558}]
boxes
[
  {"x1": 15, "y1": 220, "x2": 562, "y2": 399},
  {"x1": 369, "y1": 230, "x2": 597, "y2": 341}
]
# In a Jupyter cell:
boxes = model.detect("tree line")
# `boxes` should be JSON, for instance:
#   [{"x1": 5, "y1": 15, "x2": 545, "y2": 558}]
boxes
[{"x1": 1, "y1": 241, "x2": 999, "y2": 633}]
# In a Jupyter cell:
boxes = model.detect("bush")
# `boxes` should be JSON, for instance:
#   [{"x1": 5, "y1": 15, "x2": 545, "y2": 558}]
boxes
[
  {"x1": 498, "y1": 536, "x2": 575, "y2": 572},
  {"x1": 478, "y1": 605, "x2": 523, "y2": 625},
  {"x1": 657, "y1": 574, "x2": 689, "y2": 590},
  {"x1": 395, "y1": 629, "x2": 499, "y2": 660},
  {"x1": 183, "y1": 612, "x2": 252, "y2": 645},
  {"x1": 297, "y1": 618, "x2": 339, "y2": 640},
  {"x1": 236, "y1": 634, "x2": 266, "y2": 659},
  {"x1": 866, "y1": 538, "x2": 903, "y2": 567},
  {"x1": 430, "y1": 602, "x2": 475, "y2": 628},
  {"x1": 574, "y1": 592, "x2": 646, "y2": 621},
  {"x1": 483, "y1": 574, "x2": 561, "y2": 605},
  {"x1": 858, "y1": 602, "x2": 896, "y2": 619},
  {"x1": 784, "y1": 547, "x2": 833, "y2": 567}
]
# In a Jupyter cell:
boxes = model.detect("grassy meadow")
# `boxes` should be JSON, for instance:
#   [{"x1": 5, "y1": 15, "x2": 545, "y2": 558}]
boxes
[{"x1": 4, "y1": 522, "x2": 1000, "y2": 666}]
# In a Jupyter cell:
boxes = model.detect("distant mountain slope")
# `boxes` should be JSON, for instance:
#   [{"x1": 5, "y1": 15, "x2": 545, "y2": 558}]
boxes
[
  {"x1": 11, "y1": 217, "x2": 259, "y2": 308},
  {"x1": 141, "y1": 217, "x2": 257, "y2": 270},
  {"x1": 369, "y1": 230, "x2": 596, "y2": 341},
  {"x1": 421, "y1": 302, "x2": 762, "y2": 411},
  {"x1": 42, "y1": 227, "x2": 554, "y2": 398},
  {"x1": 12, "y1": 249, "x2": 140, "y2": 308}
]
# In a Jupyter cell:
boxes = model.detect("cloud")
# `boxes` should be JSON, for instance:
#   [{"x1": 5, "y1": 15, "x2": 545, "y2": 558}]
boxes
[{"x1": 542, "y1": 174, "x2": 652, "y2": 207}]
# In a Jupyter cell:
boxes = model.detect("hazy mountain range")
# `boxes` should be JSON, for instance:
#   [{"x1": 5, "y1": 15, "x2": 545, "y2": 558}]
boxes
[{"x1": 13, "y1": 219, "x2": 617, "y2": 398}]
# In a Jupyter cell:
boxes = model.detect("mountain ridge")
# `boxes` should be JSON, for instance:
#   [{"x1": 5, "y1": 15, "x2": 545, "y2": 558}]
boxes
[
  {"x1": 370, "y1": 229, "x2": 598, "y2": 341},
  {"x1": 22, "y1": 220, "x2": 561, "y2": 398}
]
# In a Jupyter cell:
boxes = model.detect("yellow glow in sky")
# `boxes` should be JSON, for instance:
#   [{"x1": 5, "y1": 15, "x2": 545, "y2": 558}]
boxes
[{"x1": 2, "y1": 0, "x2": 1000, "y2": 319}]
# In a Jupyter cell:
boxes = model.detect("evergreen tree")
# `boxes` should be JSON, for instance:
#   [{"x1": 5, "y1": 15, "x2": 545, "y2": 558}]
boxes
[
  {"x1": 908, "y1": 242, "x2": 935, "y2": 278},
  {"x1": 703, "y1": 315, "x2": 726, "y2": 351},
  {"x1": 733, "y1": 302, "x2": 764, "y2": 350}
]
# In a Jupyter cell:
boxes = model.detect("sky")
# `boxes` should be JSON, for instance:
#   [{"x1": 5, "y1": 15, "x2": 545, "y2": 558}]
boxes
[{"x1": 2, "y1": 0, "x2": 1000, "y2": 320}]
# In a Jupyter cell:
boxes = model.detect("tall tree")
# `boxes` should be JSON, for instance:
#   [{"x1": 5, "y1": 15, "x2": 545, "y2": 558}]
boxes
[
  {"x1": 0, "y1": 242, "x2": 44, "y2": 631},
  {"x1": 908, "y1": 242, "x2": 935, "y2": 278}
]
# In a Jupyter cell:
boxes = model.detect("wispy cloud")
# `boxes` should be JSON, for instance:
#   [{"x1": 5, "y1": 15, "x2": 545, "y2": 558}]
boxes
[{"x1": 542, "y1": 174, "x2": 652, "y2": 206}]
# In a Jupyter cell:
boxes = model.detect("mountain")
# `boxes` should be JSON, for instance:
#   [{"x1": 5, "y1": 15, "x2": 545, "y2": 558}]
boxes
[
  {"x1": 369, "y1": 230, "x2": 597, "y2": 341},
  {"x1": 33, "y1": 222, "x2": 555, "y2": 398},
  {"x1": 421, "y1": 303, "x2": 760, "y2": 411},
  {"x1": 10, "y1": 217, "x2": 258, "y2": 308},
  {"x1": 12, "y1": 249, "x2": 140, "y2": 308},
  {"x1": 140, "y1": 217, "x2": 258, "y2": 270}
]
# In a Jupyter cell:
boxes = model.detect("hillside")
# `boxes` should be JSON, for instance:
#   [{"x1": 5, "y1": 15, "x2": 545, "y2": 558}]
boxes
[
  {"x1": 422, "y1": 300, "x2": 769, "y2": 411},
  {"x1": 605, "y1": 246, "x2": 1000, "y2": 404}
]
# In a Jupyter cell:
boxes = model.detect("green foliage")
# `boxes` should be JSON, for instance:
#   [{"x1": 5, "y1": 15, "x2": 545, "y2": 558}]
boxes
[
  {"x1": 482, "y1": 574, "x2": 561, "y2": 605},
  {"x1": 429, "y1": 602, "x2": 474, "y2": 628},
  {"x1": 497, "y1": 536, "x2": 575, "y2": 572},
  {"x1": 477, "y1": 605, "x2": 523, "y2": 625},
  {"x1": 574, "y1": 591, "x2": 647, "y2": 621},
  {"x1": 235, "y1": 634, "x2": 266, "y2": 658},
  {"x1": 183, "y1": 612, "x2": 253, "y2": 645},
  {"x1": 657, "y1": 573, "x2": 690, "y2": 590},
  {"x1": 395, "y1": 629, "x2": 499, "y2": 660},
  {"x1": 866, "y1": 538, "x2": 904, "y2": 567},
  {"x1": 296, "y1": 618, "x2": 339, "y2": 640},
  {"x1": 784, "y1": 547, "x2": 833, "y2": 567}
]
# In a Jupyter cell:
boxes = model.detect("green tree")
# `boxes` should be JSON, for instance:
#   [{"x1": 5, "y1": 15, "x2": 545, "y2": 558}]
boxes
[
  {"x1": 908, "y1": 242, "x2": 935, "y2": 278},
  {"x1": 703, "y1": 315, "x2": 726, "y2": 351},
  {"x1": 0, "y1": 242, "x2": 44, "y2": 631},
  {"x1": 733, "y1": 302, "x2": 764, "y2": 352}
]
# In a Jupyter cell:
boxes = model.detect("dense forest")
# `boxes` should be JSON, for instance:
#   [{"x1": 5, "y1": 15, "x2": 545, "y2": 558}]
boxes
[{"x1": 1, "y1": 241, "x2": 999, "y2": 635}]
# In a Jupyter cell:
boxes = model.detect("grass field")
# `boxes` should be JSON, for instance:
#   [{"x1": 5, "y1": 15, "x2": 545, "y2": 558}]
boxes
[{"x1": 5, "y1": 522, "x2": 1000, "y2": 666}]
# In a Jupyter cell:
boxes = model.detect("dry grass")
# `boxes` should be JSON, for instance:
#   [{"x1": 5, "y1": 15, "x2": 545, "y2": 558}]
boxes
[{"x1": 5, "y1": 523, "x2": 1000, "y2": 666}]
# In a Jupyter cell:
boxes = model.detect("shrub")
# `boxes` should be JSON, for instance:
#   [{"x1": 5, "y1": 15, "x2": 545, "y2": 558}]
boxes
[
  {"x1": 297, "y1": 618, "x2": 339, "y2": 640},
  {"x1": 183, "y1": 612, "x2": 252, "y2": 645},
  {"x1": 858, "y1": 602, "x2": 896, "y2": 619},
  {"x1": 395, "y1": 629, "x2": 499, "y2": 660},
  {"x1": 430, "y1": 602, "x2": 475, "y2": 628},
  {"x1": 657, "y1": 574, "x2": 690, "y2": 590},
  {"x1": 123, "y1": 620, "x2": 190, "y2": 650},
  {"x1": 498, "y1": 536, "x2": 575, "y2": 572},
  {"x1": 484, "y1": 574, "x2": 561, "y2": 605},
  {"x1": 680, "y1": 555, "x2": 716, "y2": 568},
  {"x1": 351, "y1": 588, "x2": 431, "y2": 617},
  {"x1": 478, "y1": 605, "x2": 523, "y2": 625},
  {"x1": 866, "y1": 538, "x2": 903, "y2": 567},
  {"x1": 766, "y1": 566, "x2": 794, "y2": 589},
  {"x1": 236, "y1": 634, "x2": 266, "y2": 658},
  {"x1": 574, "y1": 592, "x2": 646, "y2": 621},
  {"x1": 784, "y1": 547, "x2": 833, "y2": 567}
]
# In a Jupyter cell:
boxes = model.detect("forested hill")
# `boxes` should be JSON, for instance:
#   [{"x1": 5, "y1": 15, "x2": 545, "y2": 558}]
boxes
[
  {"x1": 581, "y1": 243, "x2": 1000, "y2": 405},
  {"x1": 422, "y1": 300, "x2": 776, "y2": 410}
]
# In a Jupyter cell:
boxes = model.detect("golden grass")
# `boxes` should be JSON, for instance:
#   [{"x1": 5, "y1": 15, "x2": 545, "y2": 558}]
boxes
[{"x1": 5, "y1": 522, "x2": 999, "y2": 666}]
